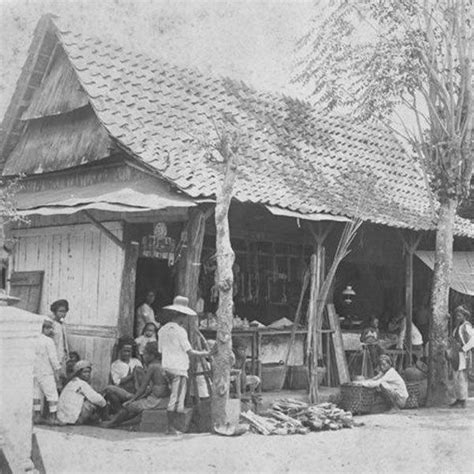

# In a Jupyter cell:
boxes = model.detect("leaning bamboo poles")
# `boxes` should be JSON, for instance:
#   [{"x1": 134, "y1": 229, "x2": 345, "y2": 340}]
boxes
[{"x1": 307, "y1": 218, "x2": 363, "y2": 403}]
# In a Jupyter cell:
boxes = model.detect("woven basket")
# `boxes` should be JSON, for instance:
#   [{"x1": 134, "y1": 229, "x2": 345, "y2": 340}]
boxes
[
  {"x1": 405, "y1": 381, "x2": 423, "y2": 409},
  {"x1": 340, "y1": 383, "x2": 376, "y2": 414}
]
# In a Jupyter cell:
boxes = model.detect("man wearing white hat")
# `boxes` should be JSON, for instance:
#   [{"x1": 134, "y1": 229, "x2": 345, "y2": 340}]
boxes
[{"x1": 158, "y1": 296, "x2": 210, "y2": 433}]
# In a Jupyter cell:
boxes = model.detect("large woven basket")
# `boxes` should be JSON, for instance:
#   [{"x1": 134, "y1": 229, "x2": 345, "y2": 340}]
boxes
[{"x1": 340, "y1": 383, "x2": 376, "y2": 414}]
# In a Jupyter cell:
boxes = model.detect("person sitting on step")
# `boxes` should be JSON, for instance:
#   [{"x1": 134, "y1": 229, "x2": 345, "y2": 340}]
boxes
[
  {"x1": 104, "y1": 337, "x2": 144, "y2": 412},
  {"x1": 102, "y1": 342, "x2": 170, "y2": 428},
  {"x1": 57, "y1": 360, "x2": 107, "y2": 425}
]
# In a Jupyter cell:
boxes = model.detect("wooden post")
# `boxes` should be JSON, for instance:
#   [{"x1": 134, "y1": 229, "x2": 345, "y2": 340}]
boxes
[
  {"x1": 118, "y1": 223, "x2": 139, "y2": 337},
  {"x1": 307, "y1": 254, "x2": 319, "y2": 403},
  {"x1": 399, "y1": 231, "x2": 422, "y2": 366},
  {"x1": 176, "y1": 207, "x2": 209, "y2": 311},
  {"x1": 405, "y1": 246, "x2": 414, "y2": 363},
  {"x1": 176, "y1": 207, "x2": 211, "y2": 404}
]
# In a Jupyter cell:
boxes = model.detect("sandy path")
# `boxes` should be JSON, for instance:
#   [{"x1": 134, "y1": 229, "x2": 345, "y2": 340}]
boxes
[{"x1": 36, "y1": 402, "x2": 474, "y2": 474}]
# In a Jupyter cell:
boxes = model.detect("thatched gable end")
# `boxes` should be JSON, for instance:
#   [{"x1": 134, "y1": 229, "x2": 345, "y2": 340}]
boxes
[
  {"x1": 3, "y1": 106, "x2": 112, "y2": 175},
  {"x1": 22, "y1": 49, "x2": 89, "y2": 120}
]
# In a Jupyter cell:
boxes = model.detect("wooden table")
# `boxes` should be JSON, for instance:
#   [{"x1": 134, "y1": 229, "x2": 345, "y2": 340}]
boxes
[{"x1": 200, "y1": 327, "x2": 308, "y2": 377}]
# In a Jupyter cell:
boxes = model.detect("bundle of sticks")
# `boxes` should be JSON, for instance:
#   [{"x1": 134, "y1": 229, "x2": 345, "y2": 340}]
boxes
[
  {"x1": 241, "y1": 410, "x2": 309, "y2": 435},
  {"x1": 241, "y1": 398, "x2": 356, "y2": 435}
]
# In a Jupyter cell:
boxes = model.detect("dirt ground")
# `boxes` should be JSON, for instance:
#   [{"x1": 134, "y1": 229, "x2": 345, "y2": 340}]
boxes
[{"x1": 36, "y1": 399, "x2": 474, "y2": 474}]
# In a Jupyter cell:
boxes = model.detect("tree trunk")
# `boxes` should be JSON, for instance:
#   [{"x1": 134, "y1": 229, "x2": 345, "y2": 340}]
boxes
[
  {"x1": 427, "y1": 198, "x2": 457, "y2": 406},
  {"x1": 211, "y1": 157, "x2": 237, "y2": 429},
  {"x1": 176, "y1": 208, "x2": 207, "y2": 309}
]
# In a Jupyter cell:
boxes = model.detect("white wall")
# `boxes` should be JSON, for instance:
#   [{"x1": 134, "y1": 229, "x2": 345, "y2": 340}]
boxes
[
  {"x1": 12, "y1": 222, "x2": 124, "y2": 326},
  {"x1": 11, "y1": 222, "x2": 125, "y2": 388}
]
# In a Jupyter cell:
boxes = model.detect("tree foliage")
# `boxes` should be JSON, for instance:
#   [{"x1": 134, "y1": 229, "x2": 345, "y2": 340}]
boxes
[{"x1": 296, "y1": 0, "x2": 472, "y2": 203}]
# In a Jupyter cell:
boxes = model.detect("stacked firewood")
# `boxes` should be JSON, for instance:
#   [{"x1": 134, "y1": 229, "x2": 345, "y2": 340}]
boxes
[{"x1": 241, "y1": 398, "x2": 356, "y2": 435}]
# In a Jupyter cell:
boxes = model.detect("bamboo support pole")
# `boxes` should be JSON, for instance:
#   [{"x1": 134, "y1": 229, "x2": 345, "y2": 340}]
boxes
[
  {"x1": 398, "y1": 231, "x2": 422, "y2": 366},
  {"x1": 283, "y1": 269, "x2": 309, "y2": 382}
]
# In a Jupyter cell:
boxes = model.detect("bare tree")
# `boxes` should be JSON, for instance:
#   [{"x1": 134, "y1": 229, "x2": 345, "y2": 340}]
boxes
[
  {"x1": 200, "y1": 116, "x2": 245, "y2": 430},
  {"x1": 296, "y1": 0, "x2": 473, "y2": 406}
]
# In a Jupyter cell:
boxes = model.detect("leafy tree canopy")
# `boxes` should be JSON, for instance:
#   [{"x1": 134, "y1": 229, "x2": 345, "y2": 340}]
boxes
[{"x1": 296, "y1": 0, "x2": 472, "y2": 202}]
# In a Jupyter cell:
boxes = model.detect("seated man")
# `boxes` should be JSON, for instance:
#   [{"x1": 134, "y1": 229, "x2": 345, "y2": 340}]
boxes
[
  {"x1": 104, "y1": 337, "x2": 143, "y2": 412},
  {"x1": 102, "y1": 342, "x2": 170, "y2": 428},
  {"x1": 231, "y1": 338, "x2": 260, "y2": 395},
  {"x1": 57, "y1": 360, "x2": 107, "y2": 425},
  {"x1": 357, "y1": 354, "x2": 408, "y2": 410}
]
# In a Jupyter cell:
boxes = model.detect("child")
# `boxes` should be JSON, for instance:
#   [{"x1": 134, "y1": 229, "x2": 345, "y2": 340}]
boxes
[
  {"x1": 57, "y1": 360, "x2": 107, "y2": 425},
  {"x1": 60, "y1": 351, "x2": 81, "y2": 388},
  {"x1": 232, "y1": 338, "x2": 260, "y2": 394},
  {"x1": 102, "y1": 342, "x2": 170, "y2": 428},
  {"x1": 360, "y1": 317, "x2": 379, "y2": 344},
  {"x1": 159, "y1": 296, "x2": 209, "y2": 433},
  {"x1": 135, "y1": 322, "x2": 159, "y2": 361},
  {"x1": 33, "y1": 319, "x2": 61, "y2": 425},
  {"x1": 49, "y1": 299, "x2": 70, "y2": 375}
]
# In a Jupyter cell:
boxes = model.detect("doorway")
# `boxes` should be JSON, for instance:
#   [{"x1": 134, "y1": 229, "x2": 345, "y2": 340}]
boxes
[{"x1": 135, "y1": 258, "x2": 175, "y2": 327}]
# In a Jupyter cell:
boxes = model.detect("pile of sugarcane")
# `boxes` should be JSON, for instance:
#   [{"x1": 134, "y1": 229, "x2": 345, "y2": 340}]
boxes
[{"x1": 241, "y1": 398, "x2": 356, "y2": 435}]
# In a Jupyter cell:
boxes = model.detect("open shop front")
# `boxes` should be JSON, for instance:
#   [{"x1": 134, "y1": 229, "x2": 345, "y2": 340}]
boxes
[{"x1": 195, "y1": 201, "x2": 417, "y2": 393}]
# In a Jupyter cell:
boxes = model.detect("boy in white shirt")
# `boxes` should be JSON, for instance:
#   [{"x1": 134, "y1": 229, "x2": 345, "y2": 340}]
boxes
[
  {"x1": 33, "y1": 319, "x2": 61, "y2": 425},
  {"x1": 159, "y1": 296, "x2": 209, "y2": 433}
]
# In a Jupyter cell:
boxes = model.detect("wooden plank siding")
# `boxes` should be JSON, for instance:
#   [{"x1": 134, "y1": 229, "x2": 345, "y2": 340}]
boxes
[
  {"x1": 11, "y1": 222, "x2": 124, "y2": 325},
  {"x1": 11, "y1": 222, "x2": 125, "y2": 389}
]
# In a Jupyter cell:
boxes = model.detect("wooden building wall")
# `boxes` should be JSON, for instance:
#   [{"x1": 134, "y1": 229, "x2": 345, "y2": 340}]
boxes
[{"x1": 11, "y1": 222, "x2": 125, "y2": 389}]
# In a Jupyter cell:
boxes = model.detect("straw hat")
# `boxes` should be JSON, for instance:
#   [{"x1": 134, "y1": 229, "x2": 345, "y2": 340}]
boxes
[{"x1": 163, "y1": 295, "x2": 197, "y2": 316}]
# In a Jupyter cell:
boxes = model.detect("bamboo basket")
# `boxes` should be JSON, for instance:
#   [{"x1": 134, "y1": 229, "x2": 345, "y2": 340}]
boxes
[
  {"x1": 404, "y1": 381, "x2": 423, "y2": 409},
  {"x1": 340, "y1": 383, "x2": 376, "y2": 414}
]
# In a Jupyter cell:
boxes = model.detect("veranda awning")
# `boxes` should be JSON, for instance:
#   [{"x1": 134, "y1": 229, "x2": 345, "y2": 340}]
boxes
[
  {"x1": 415, "y1": 251, "x2": 474, "y2": 296},
  {"x1": 266, "y1": 205, "x2": 351, "y2": 223},
  {"x1": 14, "y1": 177, "x2": 196, "y2": 216}
]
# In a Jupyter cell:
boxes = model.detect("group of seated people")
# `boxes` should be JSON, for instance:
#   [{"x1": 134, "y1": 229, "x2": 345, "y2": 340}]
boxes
[{"x1": 33, "y1": 295, "x2": 260, "y2": 432}]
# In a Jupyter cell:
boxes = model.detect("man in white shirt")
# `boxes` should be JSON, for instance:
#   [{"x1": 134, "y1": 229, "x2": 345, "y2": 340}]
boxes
[
  {"x1": 104, "y1": 338, "x2": 143, "y2": 412},
  {"x1": 159, "y1": 296, "x2": 209, "y2": 433},
  {"x1": 57, "y1": 360, "x2": 106, "y2": 424},
  {"x1": 33, "y1": 319, "x2": 61, "y2": 425}
]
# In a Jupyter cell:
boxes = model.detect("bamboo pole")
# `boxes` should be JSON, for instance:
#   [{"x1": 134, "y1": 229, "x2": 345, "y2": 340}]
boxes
[
  {"x1": 399, "y1": 231, "x2": 422, "y2": 366},
  {"x1": 307, "y1": 254, "x2": 319, "y2": 403},
  {"x1": 283, "y1": 269, "x2": 309, "y2": 383}
]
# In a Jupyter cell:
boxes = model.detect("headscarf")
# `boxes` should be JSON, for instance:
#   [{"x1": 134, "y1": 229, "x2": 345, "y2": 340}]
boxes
[
  {"x1": 72, "y1": 360, "x2": 92, "y2": 377},
  {"x1": 379, "y1": 354, "x2": 393, "y2": 367}
]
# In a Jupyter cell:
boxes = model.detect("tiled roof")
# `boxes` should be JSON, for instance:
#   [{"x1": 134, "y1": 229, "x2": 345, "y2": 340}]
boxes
[{"x1": 3, "y1": 16, "x2": 474, "y2": 237}]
